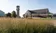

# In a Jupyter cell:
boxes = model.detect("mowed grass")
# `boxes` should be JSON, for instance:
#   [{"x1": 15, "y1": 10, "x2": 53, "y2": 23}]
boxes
[{"x1": 0, "y1": 18, "x2": 55, "y2": 33}]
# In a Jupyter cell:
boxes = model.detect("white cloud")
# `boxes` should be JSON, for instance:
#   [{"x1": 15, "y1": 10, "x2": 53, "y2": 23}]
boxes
[{"x1": 0, "y1": 0, "x2": 8, "y2": 12}]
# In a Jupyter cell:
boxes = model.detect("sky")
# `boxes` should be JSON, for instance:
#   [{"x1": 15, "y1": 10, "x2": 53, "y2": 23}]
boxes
[{"x1": 0, "y1": 0, "x2": 56, "y2": 17}]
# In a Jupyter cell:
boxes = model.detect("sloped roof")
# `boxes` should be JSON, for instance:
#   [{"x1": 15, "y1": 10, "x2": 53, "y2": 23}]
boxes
[{"x1": 28, "y1": 8, "x2": 49, "y2": 14}]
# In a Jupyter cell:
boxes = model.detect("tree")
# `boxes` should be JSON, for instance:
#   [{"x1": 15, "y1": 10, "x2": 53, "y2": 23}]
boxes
[
  {"x1": 48, "y1": 12, "x2": 53, "y2": 18},
  {"x1": 6, "y1": 13, "x2": 11, "y2": 17},
  {"x1": 23, "y1": 14, "x2": 25, "y2": 18},
  {"x1": 11, "y1": 11, "x2": 16, "y2": 18}
]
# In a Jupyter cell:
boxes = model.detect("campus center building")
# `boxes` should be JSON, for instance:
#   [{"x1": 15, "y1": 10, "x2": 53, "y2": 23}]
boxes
[{"x1": 23, "y1": 8, "x2": 50, "y2": 18}]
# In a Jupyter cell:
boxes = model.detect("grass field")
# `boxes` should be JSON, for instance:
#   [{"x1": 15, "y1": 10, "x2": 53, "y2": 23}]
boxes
[{"x1": 0, "y1": 18, "x2": 56, "y2": 33}]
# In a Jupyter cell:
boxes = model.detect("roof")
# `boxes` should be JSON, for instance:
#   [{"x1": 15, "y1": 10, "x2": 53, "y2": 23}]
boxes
[
  {"x1": 29, "y1": 8, "x2": 48, "y2": 11},
  {"x1": 27, "y1": 8, "x2": 49, "y2": 14}
]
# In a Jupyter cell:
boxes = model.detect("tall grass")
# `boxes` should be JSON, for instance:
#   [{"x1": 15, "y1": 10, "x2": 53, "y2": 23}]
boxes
[{"x1": 0, "y1": 18, "x2": 55, "y2": 33}]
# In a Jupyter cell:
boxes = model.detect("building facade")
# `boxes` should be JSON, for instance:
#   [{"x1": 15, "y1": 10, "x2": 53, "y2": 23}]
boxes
[
  {"x1": 23, "y1": 8, "x2": 50, "y2": 18},
  {"x1": 0, "y1": 10, "x2": 5, "y2": 17}
]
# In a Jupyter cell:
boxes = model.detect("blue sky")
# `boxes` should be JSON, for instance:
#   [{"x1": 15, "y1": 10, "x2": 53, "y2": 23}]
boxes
[{"x1": 0, "y1": 0, "x2": 56, "y2": 17}]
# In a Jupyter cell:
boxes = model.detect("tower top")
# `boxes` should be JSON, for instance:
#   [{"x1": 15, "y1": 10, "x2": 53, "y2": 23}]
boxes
[
  {"x1": 16, "y1": 5, "x2": 20, "y2": 10},
  {"x1": 16, "y1": 5, "x2": 20, "y2": 7}
]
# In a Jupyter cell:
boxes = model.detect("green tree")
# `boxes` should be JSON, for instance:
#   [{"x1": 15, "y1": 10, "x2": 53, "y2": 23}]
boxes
[
  {"x1": 5, "y1": 13, "x2": 11, "y2": 17},
  {"x1": 11, "y1": 11, "x2": 16, "y2": 18},
  {"x1": 48, "y1": 12, "x2": 53, "y2": 18}
]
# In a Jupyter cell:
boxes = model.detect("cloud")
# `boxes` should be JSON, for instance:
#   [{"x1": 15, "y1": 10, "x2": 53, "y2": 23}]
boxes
[{"x1": 0, "y1": 0, "x2": 8, "y2": 12}]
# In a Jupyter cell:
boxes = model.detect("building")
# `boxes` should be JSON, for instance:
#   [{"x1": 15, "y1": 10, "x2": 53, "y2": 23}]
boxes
[
  {"x1": 53, "y1": 14, "x2": 56, "y2": 17},
  {"x1": 16, "y1": 5, "x2": 20, "y2": 18},
  {"x1": 0, "y1": 10, "x2": 5, "y2": 17},
  {"x1": 23, "y1": 8, "x2": 50, "y2": 18}
]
